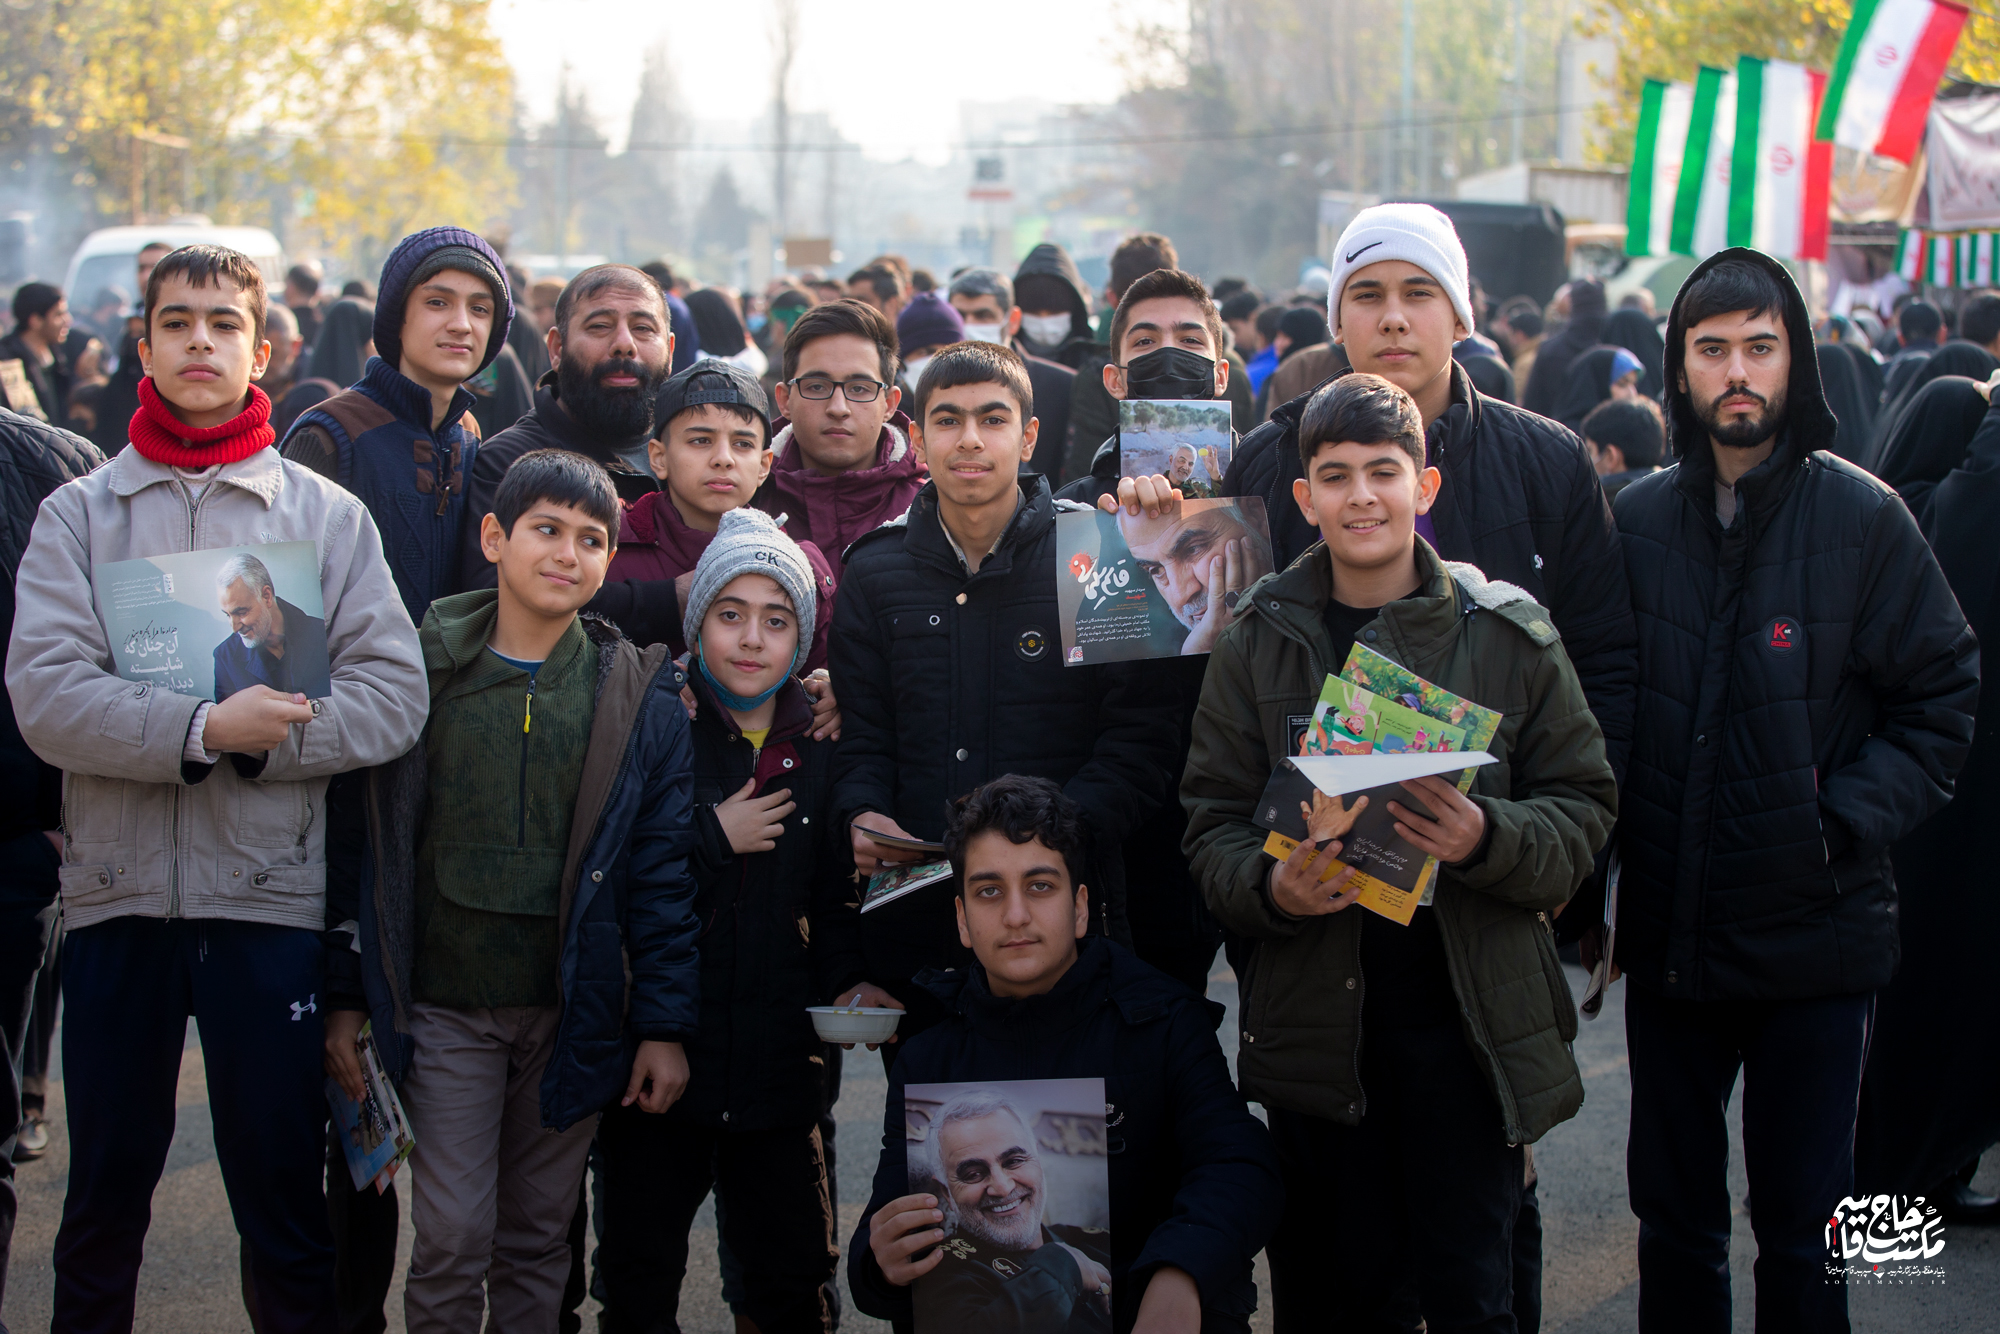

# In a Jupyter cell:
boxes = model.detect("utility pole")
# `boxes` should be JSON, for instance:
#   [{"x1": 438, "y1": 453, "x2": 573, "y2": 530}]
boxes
[
  {"x1": 1510, "y1": 0, "x2": 1526, "y2": 164},
  {"x1": 771, "y1": 0, "x2": 800, "y2": 245},
  {"x1": 1399, "y1": 0, "x2": 1414, "y2": 193}
]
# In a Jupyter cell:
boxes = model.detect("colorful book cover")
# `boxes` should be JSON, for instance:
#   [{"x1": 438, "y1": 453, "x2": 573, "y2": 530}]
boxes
[
  {"x1": 860, "y1": 860, "x2": 956, "y2": 914},
  {"x1": 326, "y1": 1021, "x2": 414, "y2": 1194}
]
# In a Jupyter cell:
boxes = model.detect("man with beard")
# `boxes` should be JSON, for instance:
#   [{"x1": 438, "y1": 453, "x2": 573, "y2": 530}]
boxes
[
  {"x1": 459, "y1": 263, "x2": 672, "y2": 591},
  {"x1": 211, "y1": 553, "x2": 331, "y2": 702},
  {"x1": 1118, "y1": 502, "x2": 1272, "y2": 657},
  {"x1": 910, "y1": 1091, "x2": 1113, "y2": 1334},
  {"x1": 1613, "y1": 249, "x2": 1978, "y2": 1331}
]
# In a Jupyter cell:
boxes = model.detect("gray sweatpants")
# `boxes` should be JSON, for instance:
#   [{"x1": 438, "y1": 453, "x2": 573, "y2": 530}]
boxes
[{"x1": 401, "y1": 1003, "x2": 599, "y2": 1334}]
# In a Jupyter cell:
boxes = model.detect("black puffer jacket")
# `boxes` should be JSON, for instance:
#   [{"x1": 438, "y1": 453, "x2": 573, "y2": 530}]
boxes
[
  {"x1": 829, "y1": 475, "x2": 1178, "y2": 1028},
  {"x1": 1223, "y1": 361, "x2": 1638, "y2": 780},
  {"x1": 677, "y1": 675, "x2": 867, "y2": 1130},
  {"x1": 847, "y1": 938, "x2": 1283, "y2": 1333},
  {"x1": 1613, "y1": 247, "x2": 1980, "y2": 1002},
  {"x1": 0, "y1": 409, "x2": 102, "y2": 846}
]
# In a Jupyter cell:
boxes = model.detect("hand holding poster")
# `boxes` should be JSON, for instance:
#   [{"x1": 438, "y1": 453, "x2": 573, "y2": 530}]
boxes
[
  {"x1": 1056, "y1": 496, "x2": 1272, "y2": 664},
  {"x1": 94, "y1": 541, "x2": 331, "y2": 702},
  {"x1": 905, "y1": 1077, "x2": 1111, "y2": 1334},
  {"x1": 1117, "y1": 399, "x2": 1234, "y2": 498}
]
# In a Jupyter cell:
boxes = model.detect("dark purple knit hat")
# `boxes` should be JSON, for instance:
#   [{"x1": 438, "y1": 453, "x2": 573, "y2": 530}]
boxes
[
  {"x1": 372, "y1": 227, "x2": 514, "y2": 375},
  {"x1": 895, "y1": 291, "x2": 965, "y2": 357}
]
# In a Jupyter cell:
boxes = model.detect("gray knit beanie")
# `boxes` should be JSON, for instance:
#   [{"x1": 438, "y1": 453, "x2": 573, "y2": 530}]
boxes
[{"x1": 684, "y1": 507, "x2": 817, "y2": 677}]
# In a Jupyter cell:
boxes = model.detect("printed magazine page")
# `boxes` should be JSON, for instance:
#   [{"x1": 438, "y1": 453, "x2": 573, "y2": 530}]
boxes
[
  {"x1": 326, "y1": 1021, "x2": 414, "y2": 1194},
  {"x1": 905, "y1": 1076, "x2": 1111, "y2": 1334},
  {"x1": 860, "y1": 860, "x2": 956, "y2": 914},
  {"x1": 94, "y1": 541, "x2": 330, "y2": 702},
  {"x1": 1055, "y1": 497, "x2": 1272, "y2": 665},
  {"x1": 1116, "y1": 398, "x2": 1233, "y2": 497}
]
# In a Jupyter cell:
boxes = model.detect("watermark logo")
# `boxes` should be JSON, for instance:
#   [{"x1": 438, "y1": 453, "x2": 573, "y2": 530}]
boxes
[{"x1": 1825, "y1": 1194, "x2": 1947, "y2": 1285}]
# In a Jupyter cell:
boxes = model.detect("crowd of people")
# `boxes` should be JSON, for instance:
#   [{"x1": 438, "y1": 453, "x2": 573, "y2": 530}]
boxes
[{"x1": 0, "y1": 199, "x2": 1994, "y2": 1334}]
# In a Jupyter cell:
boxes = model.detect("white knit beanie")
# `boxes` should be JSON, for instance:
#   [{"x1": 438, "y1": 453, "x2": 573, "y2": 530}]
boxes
[
  {"x1": 1327, "y1": 203, "x2": 1476, "y2": 336},
  {"x1": 683, "y1": 508, "x2": 817, "y2": 677}
]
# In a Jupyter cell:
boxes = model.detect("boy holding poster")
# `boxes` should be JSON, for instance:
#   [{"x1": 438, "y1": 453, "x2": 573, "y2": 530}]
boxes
[
  {"x1": 850, "y1": 775, "x2": 1281, "y2": 1334},
  {"x1": 1180, "y1": 373, "x2": 1616, "y2": 1330},
  {"x1": 5, "y1": 243, "x2": 427, "y2": 1329}
]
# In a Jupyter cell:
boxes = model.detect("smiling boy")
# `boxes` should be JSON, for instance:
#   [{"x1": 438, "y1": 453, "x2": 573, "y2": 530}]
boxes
[
  {"x1": 830, "y1": 343, "x2": 1175, "y2": 1049},
  {"x1": 1181, "y1": 372, "x2": 1617, "y2": 1329},
  {"x1": 850, "y1": 775, "x2": 1281, "y2": 1334},
  {"x1": 6, "y1": 243, "x2": 428, "y2": 1330},
  {"x1": 333, "y1": 450, "x2": 701, "y2": 1332}
]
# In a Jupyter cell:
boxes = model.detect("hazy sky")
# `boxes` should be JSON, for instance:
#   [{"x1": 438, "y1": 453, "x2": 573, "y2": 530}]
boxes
[{"x1": 490, "y1": 0, "x2": 1174, "y2": 158}]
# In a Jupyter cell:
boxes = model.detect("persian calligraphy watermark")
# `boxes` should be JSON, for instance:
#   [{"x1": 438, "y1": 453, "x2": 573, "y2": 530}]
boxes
[{"x1": 1825, "y1": 1194, "x2": 1947, "y2": 1285}]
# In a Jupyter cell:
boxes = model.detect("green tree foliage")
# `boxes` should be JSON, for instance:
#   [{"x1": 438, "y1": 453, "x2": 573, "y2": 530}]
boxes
[
  {"x1": 1585, "y1": 0, "x2": 1999, "y2": 156},
  {"x1": 0, "y1": 0, "x2": 515, "y2": 272}
]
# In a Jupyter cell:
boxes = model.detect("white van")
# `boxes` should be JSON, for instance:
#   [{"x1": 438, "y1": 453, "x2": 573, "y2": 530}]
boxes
[{"x1": 63, "y1": 219, "x2": 285, "y2": 310}]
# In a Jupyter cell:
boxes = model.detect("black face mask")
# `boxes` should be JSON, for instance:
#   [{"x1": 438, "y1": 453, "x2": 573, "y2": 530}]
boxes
[{"x1": 1124, "y1": 345, "x2": 1217, "y2": 400}]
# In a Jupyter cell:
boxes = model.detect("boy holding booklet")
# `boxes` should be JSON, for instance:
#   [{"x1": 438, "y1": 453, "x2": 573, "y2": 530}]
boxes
[
  {"x1": 1180, "y1": 373, "x2": 1617, "y2": 1331},
  {"x1": 5, "y1": 243, "x2": 428, "y2": 1328}
]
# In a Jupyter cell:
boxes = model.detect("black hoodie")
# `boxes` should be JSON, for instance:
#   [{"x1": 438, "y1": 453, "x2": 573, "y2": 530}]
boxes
[
  {"x1": 1015, "y1": 244, "x2": 1118, "y2": 476},
  {"x1": 1612, "y1": 247, "x2": 1979, "y2": 1002}
]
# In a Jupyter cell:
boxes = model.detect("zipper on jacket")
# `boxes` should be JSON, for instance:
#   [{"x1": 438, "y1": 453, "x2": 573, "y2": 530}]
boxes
[
  {"x1": 518, "y1": 678, "x2": 534, "y2": 848},
  {"x1": 169, "y1": 477, "x2": 213, "y2": 918}
]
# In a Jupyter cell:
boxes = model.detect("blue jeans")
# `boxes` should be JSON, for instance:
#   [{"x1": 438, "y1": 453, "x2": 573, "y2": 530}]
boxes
[
  {"x1": 53, "y1": 916, "x2": 335, "y2": 1334},
  {"x1": 1625, "y1": 983, "x2": 1874, "y2": 1334}
]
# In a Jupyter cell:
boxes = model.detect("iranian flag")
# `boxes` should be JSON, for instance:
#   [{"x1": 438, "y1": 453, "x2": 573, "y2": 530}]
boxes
[
  {"x1": 1959, "y1": 233, "x2": 1999, "y2": 288},
  {"x1": 1627, "y1": 80, "x2": 1697, "y2": 257},
  {"x1": 1728, "y1": 59, "x2": 1834, "y2": 261},
  {"x1": 1670, "y1": 66, "x2": 1737, "y2": 258},
  {"x1": 1895, "y1": 229, "x2": 1928, "y2": 281},
  {"x1": 1816, "y1": 0, "x2": 1969, "y2": 162}
]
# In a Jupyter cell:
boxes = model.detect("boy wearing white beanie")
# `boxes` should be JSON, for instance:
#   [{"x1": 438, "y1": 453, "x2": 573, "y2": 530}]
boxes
[{"x1": 1218, "y1": 201, "x2": 1640, "y2": 1329}]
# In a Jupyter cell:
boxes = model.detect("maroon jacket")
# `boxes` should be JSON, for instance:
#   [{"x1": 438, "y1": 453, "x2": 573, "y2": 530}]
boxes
[
  {"x1": 753, "y1": 411, "x2": 924, "y2": 579},
  {"x1": 605, "y1": 489, "x2": 837, "y2": 673}
]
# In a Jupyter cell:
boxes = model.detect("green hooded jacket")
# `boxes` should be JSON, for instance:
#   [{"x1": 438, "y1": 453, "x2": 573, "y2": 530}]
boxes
[{"x1": 1181, "y1": 538, "x2": 1617, "y2": 1144}]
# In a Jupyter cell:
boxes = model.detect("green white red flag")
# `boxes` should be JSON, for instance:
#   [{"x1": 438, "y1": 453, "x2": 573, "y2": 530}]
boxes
[
  {"x1": 1627, "y1": 80, "x2": 1696, "y2": 257},
  {"x1": 1670, "y1": 66, "x2": 1737, "y2": 258},
  {"x1": 1815, "y1": 0, "x2": 1968, "y2": 162},
  {"x1": 1729, "y1": 58, "x2": 1834, "y2": 261}
]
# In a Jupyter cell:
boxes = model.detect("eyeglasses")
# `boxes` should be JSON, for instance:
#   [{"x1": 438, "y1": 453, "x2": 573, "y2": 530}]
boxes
[{"x1": 788, "y1": 375, "x2": 889, "y2": 402}]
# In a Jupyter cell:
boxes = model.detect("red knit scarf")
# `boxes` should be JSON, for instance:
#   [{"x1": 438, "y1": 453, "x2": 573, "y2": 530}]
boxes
[{"x1": 129, "y1": 378, "x2": 275, "y2": 468}]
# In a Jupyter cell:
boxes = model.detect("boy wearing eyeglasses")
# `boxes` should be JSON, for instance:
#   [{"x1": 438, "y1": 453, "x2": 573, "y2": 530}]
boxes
[{"x1": 759, "y1": 298, "x2": 927, "y2": 579}]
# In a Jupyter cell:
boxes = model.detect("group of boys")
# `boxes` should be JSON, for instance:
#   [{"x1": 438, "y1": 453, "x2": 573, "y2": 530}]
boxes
[{"x1": 0, "y1": 194, "x2": 1980, "y2": 1334}]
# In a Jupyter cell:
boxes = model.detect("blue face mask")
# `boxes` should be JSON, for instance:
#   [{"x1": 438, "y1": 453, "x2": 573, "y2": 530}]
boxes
[{"x1": 695, "y1": 637, "x2": 788, "y2": 712}]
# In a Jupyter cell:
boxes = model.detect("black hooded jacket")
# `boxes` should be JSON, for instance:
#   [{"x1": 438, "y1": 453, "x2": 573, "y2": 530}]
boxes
[
  {"x1": 1222, "y1": 360, "x2": 1638, "y2": 780},
  {"x1": 828, "y1": 475, "x2": 1177, "y2": 1030},
  {"x1": 1014, "y1": 244, "x2": 1117, "y2": 477},
  {"x1": 847, "y1": 937, "x2": 1282, "y2": 1333},
  {"x1": 1521, "y1": 281, "x2": 1608, "y2": 417},
  {"x1": 1612, "y1": 247, "x2": 1979, "y2": 1002}
]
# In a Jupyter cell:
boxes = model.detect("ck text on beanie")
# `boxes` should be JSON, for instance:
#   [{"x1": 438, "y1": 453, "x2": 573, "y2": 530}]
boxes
[{"x1": 683, "y1": 507, "x2": 819, "y2": 678}]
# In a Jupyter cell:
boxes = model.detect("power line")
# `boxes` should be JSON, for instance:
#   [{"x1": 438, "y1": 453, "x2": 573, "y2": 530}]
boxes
[{"x1": 252, "y1": 100, "x2": 1606, "y2": 156}]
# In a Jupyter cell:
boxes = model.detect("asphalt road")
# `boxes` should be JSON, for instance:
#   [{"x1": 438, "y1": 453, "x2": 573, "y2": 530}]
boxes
[{"x1": 4, "y1": 965, "x2": 1994, "y2": 1331}]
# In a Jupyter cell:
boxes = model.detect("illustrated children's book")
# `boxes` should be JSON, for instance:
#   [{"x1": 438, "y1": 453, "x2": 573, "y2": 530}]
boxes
[{"x1": 1258, "y1": 646, "x2": 1502, "y2": 924}]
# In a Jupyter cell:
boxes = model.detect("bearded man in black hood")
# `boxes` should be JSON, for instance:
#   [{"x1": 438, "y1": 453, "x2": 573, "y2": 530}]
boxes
[
  {"x1": 459, "y1": 263, "x2": 674, "y2": 589},
  {"x1": 1613, "y1": 248, "x2": 1979, "y2": 1332}
]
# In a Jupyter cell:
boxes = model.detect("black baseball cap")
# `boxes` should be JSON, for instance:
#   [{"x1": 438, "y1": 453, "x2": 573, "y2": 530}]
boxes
[{"x1": 653, "y1": 359, "x2": 772, "y2": 443}]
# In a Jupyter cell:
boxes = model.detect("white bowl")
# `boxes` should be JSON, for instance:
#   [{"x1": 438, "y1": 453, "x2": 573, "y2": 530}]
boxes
[{"x1": 807, "y1": 1006, "x2": 903, "y2": 1044}]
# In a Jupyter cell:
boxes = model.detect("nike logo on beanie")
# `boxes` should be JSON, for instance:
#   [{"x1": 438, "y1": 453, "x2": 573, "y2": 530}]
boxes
[{"x1": 1345, "y1": 241, "x2": 1385, "y2": 264}]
